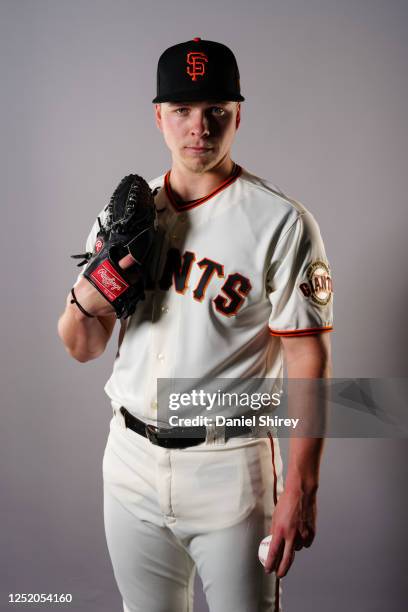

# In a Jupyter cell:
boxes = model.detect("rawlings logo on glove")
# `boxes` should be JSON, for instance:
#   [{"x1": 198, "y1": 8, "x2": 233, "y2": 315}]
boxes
[{"x1": 71, "y1": 174, "x2": 157, "y2": 319}]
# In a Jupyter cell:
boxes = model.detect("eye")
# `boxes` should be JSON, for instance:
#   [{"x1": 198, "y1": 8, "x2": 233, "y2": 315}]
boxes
[
  {"x1": 211, "y1": 107, "x2": 226, "y2": 116},
  {"x1": 174, "y1": 107, "x2": 189, "y2": 115}
]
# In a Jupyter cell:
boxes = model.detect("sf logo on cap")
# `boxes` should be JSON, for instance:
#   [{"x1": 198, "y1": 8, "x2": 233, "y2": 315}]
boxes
[{"x1": 186, "y1": 51, "x2": 208, "y2": 81}]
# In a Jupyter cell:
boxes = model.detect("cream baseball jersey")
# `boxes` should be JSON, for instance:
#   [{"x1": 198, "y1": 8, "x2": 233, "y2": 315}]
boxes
[{"x1": 76, "y1": 165, "x2": 333, "y2": 425}]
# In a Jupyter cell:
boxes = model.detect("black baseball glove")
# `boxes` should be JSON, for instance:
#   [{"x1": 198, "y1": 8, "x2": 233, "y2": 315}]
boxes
[{"x1": 71, "y1": 174, "x2": 157, "y2": 319}]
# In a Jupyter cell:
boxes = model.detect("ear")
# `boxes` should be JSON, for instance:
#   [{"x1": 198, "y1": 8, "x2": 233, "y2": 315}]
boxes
[
  {"x1": 155, "y1": 104, "x2": 163, "y2": 131},
  {"x1": 235, "y1": 103, "x2": 241, "y2": 130}
]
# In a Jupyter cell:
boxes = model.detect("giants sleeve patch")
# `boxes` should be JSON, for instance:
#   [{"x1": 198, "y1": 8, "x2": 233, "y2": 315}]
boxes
[{"x1": 298, "y1": 260, "x2": 333, "y2": 306}]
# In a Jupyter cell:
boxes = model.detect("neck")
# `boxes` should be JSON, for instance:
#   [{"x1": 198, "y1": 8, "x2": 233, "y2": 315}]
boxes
[{"x1": 168, "y1": 156, "x2": 235, "y2": 202}]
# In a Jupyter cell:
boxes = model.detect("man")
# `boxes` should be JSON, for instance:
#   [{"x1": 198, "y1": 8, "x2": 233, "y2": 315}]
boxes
[{"x1": 58, "y1": 38, "x2": 333, "y2": 612}]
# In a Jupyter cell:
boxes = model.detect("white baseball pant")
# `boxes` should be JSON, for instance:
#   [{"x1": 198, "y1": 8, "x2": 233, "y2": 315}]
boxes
[{"x1": 102, "y1": 408, "x2": 284, "y2": 612}]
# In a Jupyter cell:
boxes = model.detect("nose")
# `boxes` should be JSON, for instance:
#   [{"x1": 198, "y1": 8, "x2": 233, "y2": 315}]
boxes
[{"x1": 190, "y1": 109, "x2": 210, "y2": 138}]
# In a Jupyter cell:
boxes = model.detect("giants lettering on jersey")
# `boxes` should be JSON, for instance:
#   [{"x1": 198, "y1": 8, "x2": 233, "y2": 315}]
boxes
[{"x1": 150, "y1": 247, "x2": 251, "y2": 317}]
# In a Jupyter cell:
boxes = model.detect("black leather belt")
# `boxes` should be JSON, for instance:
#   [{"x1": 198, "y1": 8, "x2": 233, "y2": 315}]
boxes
[{"x1": 119, "y1": 406, "x2": 252, "y2": 449}]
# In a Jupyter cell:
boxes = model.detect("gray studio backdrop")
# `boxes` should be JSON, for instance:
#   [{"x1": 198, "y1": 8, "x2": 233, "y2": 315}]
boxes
[{"x1": 1, "y1": 0, "x2": 407, "y2": 611}]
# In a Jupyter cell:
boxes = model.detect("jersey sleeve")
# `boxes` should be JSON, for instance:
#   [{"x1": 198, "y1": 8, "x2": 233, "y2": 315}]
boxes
[{"x1": 266, "y1": 211, "x2": 333, "y2": 337}]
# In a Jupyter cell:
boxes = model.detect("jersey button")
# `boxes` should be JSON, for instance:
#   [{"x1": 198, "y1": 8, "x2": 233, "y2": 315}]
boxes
[
  {"x1": 151, "y1": 400, "x2": 158, "y2": 410},
  {"x1": 161, "y1": 305, "x2": 169, "y2": 313},
  {"x1": 157, "y1": 353, "x2": 165, "y2": 361}
]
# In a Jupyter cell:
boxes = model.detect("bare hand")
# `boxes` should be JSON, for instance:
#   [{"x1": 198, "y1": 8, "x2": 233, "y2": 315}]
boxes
[{"x1": 264, "y1": 488, "x2": 317, "y2": 578}]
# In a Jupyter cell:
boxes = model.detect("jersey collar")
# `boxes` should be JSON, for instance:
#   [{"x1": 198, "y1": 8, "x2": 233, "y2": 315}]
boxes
[{"x1": 164, "y1": 163, "x2": 242, "y2": 212}]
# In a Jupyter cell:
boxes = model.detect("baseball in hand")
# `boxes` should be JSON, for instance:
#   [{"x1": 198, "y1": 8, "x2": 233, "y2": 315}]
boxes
[{"x1": 258, "y1": 534, "x2": 273, "y2": 567}]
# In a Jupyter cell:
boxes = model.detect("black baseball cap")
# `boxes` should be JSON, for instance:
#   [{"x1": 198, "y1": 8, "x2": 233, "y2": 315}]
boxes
[{"x1": 152, "y1": 37, "x2": 245, "y2": 103}]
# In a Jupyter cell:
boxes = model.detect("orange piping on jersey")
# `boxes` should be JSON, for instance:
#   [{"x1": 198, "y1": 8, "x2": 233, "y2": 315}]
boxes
[
  {"x1": 267, "y1": 431, "x2": 278, "y2": 506},
  {"x1": 267, "y1": 430, "x2": 281, "y2": 612},
  {"x1": 269, "y1": 325, "x2": 333, "y2": 337},
  {"x1": 274, "y1": 578, "x2": 280, "y2": 612},
  {"x1": 164, "y1": 164, "x2": 242, "y2": 212}
]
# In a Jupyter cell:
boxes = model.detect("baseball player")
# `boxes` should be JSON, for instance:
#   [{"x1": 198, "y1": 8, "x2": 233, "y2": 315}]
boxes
[{"x1": 58, "y1": 38, "x2": 333, "y2": 612}]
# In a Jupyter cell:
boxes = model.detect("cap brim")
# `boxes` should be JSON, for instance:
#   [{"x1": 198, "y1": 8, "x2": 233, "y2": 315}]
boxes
[{"x1": 152, "y1": 91, "x2": 245, "y2": 103}]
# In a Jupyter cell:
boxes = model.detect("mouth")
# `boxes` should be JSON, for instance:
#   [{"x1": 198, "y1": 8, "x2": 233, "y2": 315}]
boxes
[{"x1": 184, "y1": 146, "x2": 214, "y2": 153}]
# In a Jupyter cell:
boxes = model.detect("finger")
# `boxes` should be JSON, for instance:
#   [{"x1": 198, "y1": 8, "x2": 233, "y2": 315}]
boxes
[
  {"x1": 276, "y1": 539, "x2": 296, "y2": 579},
  {"x1": 264, "y1": 534, "x2": 284, "y2": 574},
  {"x1": 118, "y1": 253, "x2": 137, "y2": 269},
  {"x1": 301, "y1": 527, "x2": 315, "y2": 548},
  {"x1": 297, "y1": 523, "x2": 315, "y2": 547},
  {"x1": 294, "y1": 531, "x2": 304, "y2": 551}
]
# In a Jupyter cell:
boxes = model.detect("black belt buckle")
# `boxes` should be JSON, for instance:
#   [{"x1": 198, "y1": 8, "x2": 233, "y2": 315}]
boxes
[
  {"x1": 145, "y1": 424, "x2": 162, "y2": 446},
  {"x1": 145, "y1": 424, "x2": 206, "y2": 448}
]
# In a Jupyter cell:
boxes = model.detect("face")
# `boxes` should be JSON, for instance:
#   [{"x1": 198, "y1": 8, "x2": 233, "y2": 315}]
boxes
[{"x1": 155, "y1": 101, "x2": 241, "y2": 173}]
